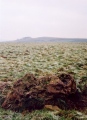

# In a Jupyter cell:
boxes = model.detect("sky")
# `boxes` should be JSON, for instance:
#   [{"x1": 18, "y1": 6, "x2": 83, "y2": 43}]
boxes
[{"x1": 0, "y1": 0, "x2": 87, "y2": 41}]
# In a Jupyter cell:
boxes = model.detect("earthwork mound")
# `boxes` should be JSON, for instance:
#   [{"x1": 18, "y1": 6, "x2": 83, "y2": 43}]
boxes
[{"x1": 1, "y1": 73, "x2": 87, "y2": 112}]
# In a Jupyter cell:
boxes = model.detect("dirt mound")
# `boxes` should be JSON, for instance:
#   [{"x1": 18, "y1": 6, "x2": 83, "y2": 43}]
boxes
[
  {"x1": 82, "y1": 85, "x2": 87, "y2": 95},
  {"x1": 0, "y1": 81, "x2": 11, "y2": 106},
  {"x1": 1, "y1": 73, "x2": 87, "y2": 112}
]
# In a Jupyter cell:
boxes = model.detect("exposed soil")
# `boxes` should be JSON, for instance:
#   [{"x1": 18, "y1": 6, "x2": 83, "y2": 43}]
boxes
[{"x1": 1, "y1": 73, "x2": 87, "y2": 112}]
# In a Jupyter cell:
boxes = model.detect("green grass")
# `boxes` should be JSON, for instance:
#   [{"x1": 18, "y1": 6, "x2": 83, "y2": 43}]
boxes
[
  {"x1": 0, "y1": 108, "x2": 59, "y2": 120},
  {"x1": 0, "y1": 108, "x2": 87, "y2": 120},
  {"x1": 0, "y1": 42, "x2": 87, "y2": 119},
  {"x1": 0, "y1": 43, "x2": 87, "y2": 81}
]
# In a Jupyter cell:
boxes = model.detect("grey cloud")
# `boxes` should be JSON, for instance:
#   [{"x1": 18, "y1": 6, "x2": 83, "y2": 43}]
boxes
[{"x1": 0, "y1": 0, "x2": 87, "y2": 41}]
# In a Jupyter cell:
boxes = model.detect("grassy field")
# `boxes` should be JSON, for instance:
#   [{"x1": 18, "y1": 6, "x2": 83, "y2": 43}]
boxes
[{"x1": 0, "y1": 42, "x2": 87, "y2": 119}]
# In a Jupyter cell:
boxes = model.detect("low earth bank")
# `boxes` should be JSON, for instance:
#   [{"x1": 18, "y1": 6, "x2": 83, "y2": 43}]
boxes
[{"x1": 0, "y1": 73, "x2": 87, "y2": 113}]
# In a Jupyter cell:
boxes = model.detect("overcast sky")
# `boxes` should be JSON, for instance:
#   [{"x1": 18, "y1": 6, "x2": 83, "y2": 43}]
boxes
[{"x1": 0, "y1": 0, "x2": 87, "y2": 41}]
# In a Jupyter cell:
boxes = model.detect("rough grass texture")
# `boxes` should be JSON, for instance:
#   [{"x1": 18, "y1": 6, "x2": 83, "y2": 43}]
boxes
[{"x1": 0, "y1": 42, "x2": 87, "y2": 120}]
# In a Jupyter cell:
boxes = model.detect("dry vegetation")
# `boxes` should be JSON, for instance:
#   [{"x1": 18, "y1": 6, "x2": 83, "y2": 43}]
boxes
[{"x1": 0, "y1": 42, "x2": 87, "y2": 120}]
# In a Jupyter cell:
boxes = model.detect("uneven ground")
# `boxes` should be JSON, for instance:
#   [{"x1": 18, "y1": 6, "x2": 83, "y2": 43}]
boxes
[{"x1": 0, "y1": 42, "x2": 87, "y2": 120}]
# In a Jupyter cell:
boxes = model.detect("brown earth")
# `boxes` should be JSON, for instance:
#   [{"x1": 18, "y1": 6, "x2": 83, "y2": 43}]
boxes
[
  {"x1": 1, "y1": 73, "x2": 87, "y2": 112},
  {"x1": 0, "y1": 81, "x2": 12, "y2": 106}
]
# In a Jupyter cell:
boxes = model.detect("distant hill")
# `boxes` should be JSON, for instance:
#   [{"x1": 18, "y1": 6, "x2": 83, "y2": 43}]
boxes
[
  {"x1": 1, "y1": 37, "x2": 87, "y2": 43},
  {"x1": 14, "y1": 37, "x2": 87, "y2": 43}
]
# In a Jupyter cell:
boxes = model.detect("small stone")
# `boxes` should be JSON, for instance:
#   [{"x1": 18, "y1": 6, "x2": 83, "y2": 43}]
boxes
[{"x1": 44, "y1": 105, "x2": 61, "y2": 111}]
